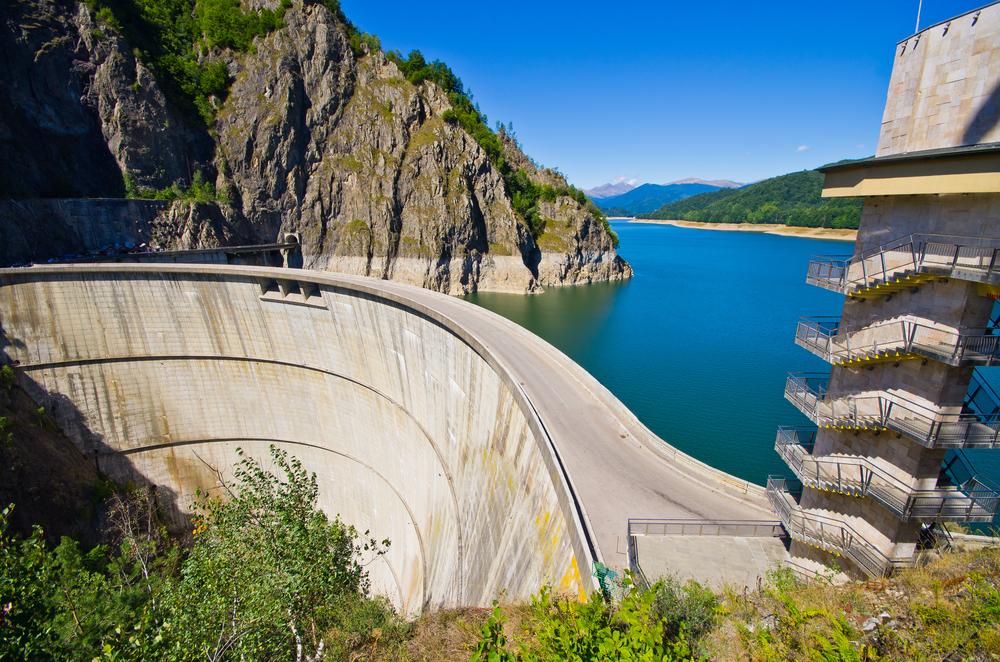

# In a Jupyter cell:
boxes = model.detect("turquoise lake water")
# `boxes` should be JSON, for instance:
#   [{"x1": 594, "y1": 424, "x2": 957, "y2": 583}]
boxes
[{"x1": 467, "y1": 220, "x2": 1000, "y2": 488}]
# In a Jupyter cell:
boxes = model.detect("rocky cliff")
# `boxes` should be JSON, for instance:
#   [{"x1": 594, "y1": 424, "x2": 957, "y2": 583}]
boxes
[{"x1": 1, "y1": 0, "x2": 631, "y2": 293}]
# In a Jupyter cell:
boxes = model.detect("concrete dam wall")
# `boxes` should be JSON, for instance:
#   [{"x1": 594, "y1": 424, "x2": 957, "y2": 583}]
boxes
[
  {"x1": 0, "y1": 265, "x2": 593, "y2": 614},
  {"x1": 0, "y1": 264, "x2": 773, "y2": 611}
]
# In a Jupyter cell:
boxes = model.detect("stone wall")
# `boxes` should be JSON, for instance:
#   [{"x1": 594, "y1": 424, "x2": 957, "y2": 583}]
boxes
[
  {"x1": 0, "y1": 267, "x2": 592, "y2": 614},
  {"x1": 878, "y1": 3, "x2": 1000, "y2": 156}
]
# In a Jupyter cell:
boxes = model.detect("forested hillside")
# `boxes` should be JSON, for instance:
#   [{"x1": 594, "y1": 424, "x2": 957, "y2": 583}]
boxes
[{"x1": 641, "y1": 170, "x2": 862, "y2": 229}]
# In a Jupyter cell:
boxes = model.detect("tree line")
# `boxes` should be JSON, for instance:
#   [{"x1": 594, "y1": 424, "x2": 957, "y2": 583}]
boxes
[{"x1": 641, "y1": 170, "x2": 862, "y2": 229}]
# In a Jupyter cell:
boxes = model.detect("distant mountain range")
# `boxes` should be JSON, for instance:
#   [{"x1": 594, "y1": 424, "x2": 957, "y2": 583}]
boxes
[
  {"x1": 668, "y1": 178, "x2": 743, "y2": 189},
  {"x1": 639, "y1": 170, "x2": 862, "y2": 229},
  {"x1": 585, "y1": 180, "x2": 638, "y2": 199},
  {"x1": 585, "y1": 178, "x2": 744, "y2": 216}
]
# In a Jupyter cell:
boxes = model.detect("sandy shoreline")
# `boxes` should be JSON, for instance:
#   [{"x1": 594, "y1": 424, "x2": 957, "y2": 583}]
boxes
[{"x1": 614, "y1": 217, "x2": 857, "y2": 242}]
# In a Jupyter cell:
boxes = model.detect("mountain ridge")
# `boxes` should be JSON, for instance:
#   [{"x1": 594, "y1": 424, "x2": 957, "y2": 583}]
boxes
[
  {"x1": 666, "y1": 178, "x2": 743, "y2": 188},
  {"x1": 592, "y1": 182, "x2": 723, "y2": 216},
  {"x1": 584, "y1": 180, "x2": 638, "y2": 199}
]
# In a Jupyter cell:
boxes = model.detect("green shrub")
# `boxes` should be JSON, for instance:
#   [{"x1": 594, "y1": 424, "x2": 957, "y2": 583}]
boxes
[
  {"x1": 0, "y1": 447, "x2": 392, "y2": 660},
  {"x1": 472, "y1": 582, "x2": 695, "y2": 660},
  {"x1": 651, "y1": 575, "x2": 720, "y2": 640},
  {"x1": 95, "y1": 6, "x2": 122, "y2": 30},
  {"x1": 0, "y1": 365, "x2": 14, "y2": 393}
]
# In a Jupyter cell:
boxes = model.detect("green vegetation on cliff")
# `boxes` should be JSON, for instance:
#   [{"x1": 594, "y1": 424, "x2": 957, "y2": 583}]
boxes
[
  {"x1": 642, "y1": 170, "x2": 862, "y2": 229},
  {"x1": 85, "y1": 0, "x2": 288, "y2": 123},
  {"x1": 84, "y1": 0, "x2": 613, "y2": 245},
  {"x1": 387, "y1": 49, "x2": 615, "y2": 244},
  {"x1": 124, "y1": 169, "x2": 225, "y2": 202},
  {"x1": 85, "y1": 0, "x2": 380, "y2": 124}
]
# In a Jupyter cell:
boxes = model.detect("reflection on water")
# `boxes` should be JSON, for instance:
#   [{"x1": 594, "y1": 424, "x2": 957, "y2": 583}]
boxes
[{"x1": 467, "y1": 279, "x2": 628, "y2": 360}]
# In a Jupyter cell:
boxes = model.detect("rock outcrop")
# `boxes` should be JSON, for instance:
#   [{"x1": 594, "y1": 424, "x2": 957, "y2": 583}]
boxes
[
  {"x1": 0, "y1": 0, "x2": 631, "y2": 293},
  {"x1": 0, "y1": 0, "x2": 206, "y2": 197}
]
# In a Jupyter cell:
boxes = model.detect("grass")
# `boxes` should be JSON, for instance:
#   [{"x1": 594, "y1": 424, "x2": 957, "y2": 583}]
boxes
[
  {"x1": 339, "y1": 547, "x2": 1000, "y2": 660},
  {"x1": 703, "y1": 548, "x2": 1000, "y2": 660}
]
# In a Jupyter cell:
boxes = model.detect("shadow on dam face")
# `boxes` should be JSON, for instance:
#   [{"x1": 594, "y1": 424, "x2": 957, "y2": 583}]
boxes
[{"x1": 0, "y1": 265, "x2": 594, "y2": 614}]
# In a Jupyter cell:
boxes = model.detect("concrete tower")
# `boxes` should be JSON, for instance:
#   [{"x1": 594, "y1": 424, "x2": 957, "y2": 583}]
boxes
[{"x1": 771, "y1": 2, "x2": 1000, "y2": 578}]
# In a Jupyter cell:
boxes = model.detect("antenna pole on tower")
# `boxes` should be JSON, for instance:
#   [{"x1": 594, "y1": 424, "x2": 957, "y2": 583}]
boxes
[{"x1": 915, "y1": 0, "x2": 923, "y2": 33}]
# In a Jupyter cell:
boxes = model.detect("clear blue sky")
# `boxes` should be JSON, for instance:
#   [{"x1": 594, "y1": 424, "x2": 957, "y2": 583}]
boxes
[{"x1": 341, "y1": 1, "x2": 988, "y2": 189}]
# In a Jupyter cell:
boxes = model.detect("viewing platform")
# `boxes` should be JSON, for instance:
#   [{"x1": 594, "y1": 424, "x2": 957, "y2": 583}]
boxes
[
  {"x1": 784, "y1": 373, "x2": 1000, "y2": 448},
  {"x1": 807, "y1": 234, "x2": 1000, "y2": 298},
  {"x1": 626, "y1": 519, "x2": 790, "y2": 589},
  {"x1": 795, "y1": 316, "x2": 1000, "y2": 367},
  {"x1": 775, "y1": 427, "x2": 1000, "y2": 522},
  {"x1": 767, "y1": 477, "x2": 915, "y2": 578}
]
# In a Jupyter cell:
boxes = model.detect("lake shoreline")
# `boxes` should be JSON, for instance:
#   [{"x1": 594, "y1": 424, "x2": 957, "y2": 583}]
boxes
[{"x1": 613, "y1": 217, "x2": 858, "y2": 242}]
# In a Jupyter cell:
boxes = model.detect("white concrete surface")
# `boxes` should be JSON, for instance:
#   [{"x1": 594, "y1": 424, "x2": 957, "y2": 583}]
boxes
[{"x1": 0, "y1": 264, "x2": 771, "y2": 611}]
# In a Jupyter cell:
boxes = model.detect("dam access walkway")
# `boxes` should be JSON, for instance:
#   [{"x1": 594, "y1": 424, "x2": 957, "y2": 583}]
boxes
[
  {"x1": 0, "y1": 264, "x2": 778, "y2": 595},
  {"x1": 377, "y1": 275, "x2": 777, "y2": 567}
]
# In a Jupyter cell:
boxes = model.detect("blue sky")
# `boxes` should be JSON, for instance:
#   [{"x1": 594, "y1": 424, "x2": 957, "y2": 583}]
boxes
[{"x1": 341, "y1": 1, "x2": 988, "y2": 188}]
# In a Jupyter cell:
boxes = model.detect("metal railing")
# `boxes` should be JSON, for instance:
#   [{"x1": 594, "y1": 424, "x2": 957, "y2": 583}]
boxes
[
  {"x1": 783, "y1": 373, "x2": 1000, "y2": 448},
  {"x1": 807, "y1": 234, "x2": 1000, "y2": 295},
  {"x1": 774, "y1": 427, "x2": 1000, "y2": 521},
  {"x1": 626, "y1": 518, "x2": 787, "y2": 586},
  {"x1": 767, "y1": 476, "x2": 915, "y2": 578},
  {"x1": 795, "y1": 316, "x2": 1000, "y2": 367},
  {"x1": 627, "y1": 518, "x2": 786, "y2": 538}
]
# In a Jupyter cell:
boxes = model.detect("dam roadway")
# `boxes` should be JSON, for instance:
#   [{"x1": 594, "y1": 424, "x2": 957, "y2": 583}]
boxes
[{"x1": 0, "y1": 264, "x2": 770, "y2": 611}]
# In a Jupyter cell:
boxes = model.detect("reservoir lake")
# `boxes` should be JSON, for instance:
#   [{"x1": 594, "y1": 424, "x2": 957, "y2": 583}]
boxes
[{"x1": 467, "y1": 220, "x2": 1000, "y2": 487}]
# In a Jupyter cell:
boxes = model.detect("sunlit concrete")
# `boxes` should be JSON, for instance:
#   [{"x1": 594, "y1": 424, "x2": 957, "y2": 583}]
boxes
[{"x1": 0, "y1": 264, "x2": 770, "y2": 611}]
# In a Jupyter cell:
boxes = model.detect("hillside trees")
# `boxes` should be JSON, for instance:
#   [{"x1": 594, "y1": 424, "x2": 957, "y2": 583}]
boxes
[
  {"x1": 643, "y1": 170, "x2": 862, "y2": 229},
  {"x1": 387, "y1": 48, "x2": 616, "y2": 244},
  {"x1": 0, "y1": 446, "x2": 393, "y2": 660}
]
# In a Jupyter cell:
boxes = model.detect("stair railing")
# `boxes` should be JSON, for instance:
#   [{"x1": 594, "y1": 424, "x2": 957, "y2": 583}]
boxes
[
  {"x1": 774, "y1": 428, "x2": 1000, "y2": 521},
  {"x1": 807, "y1": 234, "x2": 1000, "y2": 294}
]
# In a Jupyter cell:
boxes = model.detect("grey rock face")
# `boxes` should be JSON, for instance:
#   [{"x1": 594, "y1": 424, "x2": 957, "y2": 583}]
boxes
[
  {"x1": 0, "y1": 0, "x2": 199, "y2": 197},
  {"x1": 4, "y1": 1, "x2": 630, "y2": 293},
  {"x1": 213, "y1": 3, "x2": 629, "y2": 293}
]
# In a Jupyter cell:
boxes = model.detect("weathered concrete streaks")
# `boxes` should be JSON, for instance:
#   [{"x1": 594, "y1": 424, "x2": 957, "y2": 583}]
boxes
[
  {"x1": 0, "y1": 264, "x2": 771, "y2": 612},
  {"x1": 0, "y1": 266, "x2": 591, "y2": 614}
]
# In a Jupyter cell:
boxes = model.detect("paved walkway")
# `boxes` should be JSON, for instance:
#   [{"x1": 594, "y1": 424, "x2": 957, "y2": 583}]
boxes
[
  {"x1": 633, "y1": 535, "x2": 790, "y2": 589},
  {"x1": 5, "y1": 265, "x2": 775, "y2": 572},
  {"x1": 337, "y1": 272, "x2": 776, "y2": 569}
]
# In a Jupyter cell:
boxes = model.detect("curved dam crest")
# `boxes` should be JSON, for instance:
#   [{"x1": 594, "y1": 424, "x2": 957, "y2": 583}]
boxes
[{"x1": 0, "y1": 264, "x2": 770, "y2": 612}]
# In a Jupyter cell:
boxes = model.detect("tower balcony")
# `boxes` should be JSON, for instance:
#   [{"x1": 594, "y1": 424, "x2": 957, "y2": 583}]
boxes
[
  {"x1": 774, "y1": 427, "x2": 1000, "y2": 522},
  {"x1": 783, "y1": 372, "x2": 1000, "y2": 448},
  {"x1": 806, "y1": 234, "x2": 1000, "y2": 298},
  {"x1": 766, "y1": 476, "x2": 915, "y2": 578},
  {"x1": 795, "y1": 316, "x2": 1000, "y2": 367}
]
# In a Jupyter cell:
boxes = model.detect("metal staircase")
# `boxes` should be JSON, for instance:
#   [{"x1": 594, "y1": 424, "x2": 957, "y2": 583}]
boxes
[
  {"x1": 807, "y1": 234, "x2": 1000, "y2": 297},
  {"x1": 795, "y1": 316, "x2": 1000, "y2": 367},
  {"x1": 783, "y1": 373, "x2": 1000, "y2": 448},
  {"x1": 766, "y1": 477, "x2": 915, "y2": 578},
  {"x1": 774, "y1": 427, "x2": 1000, "y2": 521}
]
